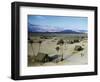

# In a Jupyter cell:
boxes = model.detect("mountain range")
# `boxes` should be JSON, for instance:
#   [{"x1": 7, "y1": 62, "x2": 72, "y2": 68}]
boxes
[{"x1": 28, "y1": 23, "x2": 87, "y2": 33}]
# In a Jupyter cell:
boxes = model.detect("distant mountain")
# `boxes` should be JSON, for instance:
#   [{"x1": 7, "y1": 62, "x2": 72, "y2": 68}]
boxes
[
  {"x1": 28, "y1": 23, "x2": 36, "y2": 32},
  {"x1": 28, "y1": 23, "x2": 60, "y2": 32},
  {"x1": 28, "y1": 23, "x2": 49, "y2": 32},
  {"x1": 60, "y1": 30, "x2": 81, "y2": 34},
  {"x1": 28, "y1": 23, "x2": 87, "y2": 33},
  {"x1": 78, "y1": 30, "x2": 87, "y2": 33}
]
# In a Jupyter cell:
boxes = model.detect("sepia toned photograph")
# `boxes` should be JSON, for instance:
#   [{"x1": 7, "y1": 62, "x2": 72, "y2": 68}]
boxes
[{"x1": 28, "y1": 15, "x2": 88, "y2": 66}]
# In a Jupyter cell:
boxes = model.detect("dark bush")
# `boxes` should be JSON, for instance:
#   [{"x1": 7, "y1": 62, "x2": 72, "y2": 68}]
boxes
[{"x1": 74, "y1": 45, "x2": 83, "y2": 51}]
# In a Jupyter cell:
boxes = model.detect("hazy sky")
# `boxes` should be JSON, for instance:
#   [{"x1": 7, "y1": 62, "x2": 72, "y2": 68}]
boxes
[{"x1": 28, "y1": 15, "x2": 88, "y2": 31}]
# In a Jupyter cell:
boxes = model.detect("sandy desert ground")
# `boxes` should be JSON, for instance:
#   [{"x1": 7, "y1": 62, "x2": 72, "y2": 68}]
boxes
[{"x1": 28, "y1": 33, "x2": 88, "y2": 66}]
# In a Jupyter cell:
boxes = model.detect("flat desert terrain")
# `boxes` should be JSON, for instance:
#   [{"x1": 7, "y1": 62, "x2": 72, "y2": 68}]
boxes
[{"x1": 28, "y1": 33, "x2": 88, "y2": 66}]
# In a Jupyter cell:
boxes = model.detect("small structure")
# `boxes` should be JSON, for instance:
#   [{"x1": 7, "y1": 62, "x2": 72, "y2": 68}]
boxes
[
  {"x1": 74, "y1": 45, "x2": 83, "y2": 51},
  {"x1": 35, "y1": 53, "x2": 49, "y2": 63}
]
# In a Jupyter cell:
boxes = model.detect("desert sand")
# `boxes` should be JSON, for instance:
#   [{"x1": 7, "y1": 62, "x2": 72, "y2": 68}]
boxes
[{"x1": 28, "y1": 33, "x2": 88, "y2": 66}]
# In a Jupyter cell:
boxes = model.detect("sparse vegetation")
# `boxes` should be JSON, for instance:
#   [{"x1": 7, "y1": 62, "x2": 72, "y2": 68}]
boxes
[
  {"x1": 74, "y1": 45, "x2": 84, "y2": 51},
  {"x1": 56, "y1": 46, "x2": 60, "y2": 55},
  {"x1": 57, "y1": 39, "x2": 64, "y2": 61},
  {"x1": 28, "y1": 33, "x2": 88, "y2": 66},
  {"x1": 38, "y1": 40, "x2": 42, "y2": 54}
]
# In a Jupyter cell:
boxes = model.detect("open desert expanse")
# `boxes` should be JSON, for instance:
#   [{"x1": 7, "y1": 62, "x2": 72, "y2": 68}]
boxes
[{"x1": 28, "y1": 33, "x2": 88, "y2": 66}]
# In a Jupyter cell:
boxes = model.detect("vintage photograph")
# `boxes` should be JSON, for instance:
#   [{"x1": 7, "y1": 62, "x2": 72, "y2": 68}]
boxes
[
  {"x1": 12, "y1": 2, "x2": 97, "y2": 80},
  {"x1": 28, "y1": 15, "x2": 88, "y2": 66}
]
